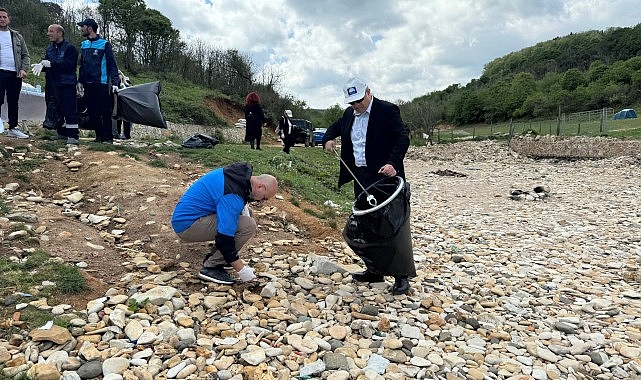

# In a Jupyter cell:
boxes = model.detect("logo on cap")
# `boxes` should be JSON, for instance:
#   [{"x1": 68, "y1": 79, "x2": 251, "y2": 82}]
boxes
[{"x1": 347, "y1": 87, "x2": 357, "y2": 96}]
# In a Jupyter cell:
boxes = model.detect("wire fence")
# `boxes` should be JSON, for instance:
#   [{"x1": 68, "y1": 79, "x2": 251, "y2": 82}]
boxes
[{"x1": 429, "y1": 107, "x2": 640, "y2": 143}]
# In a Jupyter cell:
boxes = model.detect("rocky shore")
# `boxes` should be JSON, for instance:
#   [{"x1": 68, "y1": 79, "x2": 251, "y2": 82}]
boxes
[{"x1": 1, "y1": 139, "x2": 641, "y2": 380}]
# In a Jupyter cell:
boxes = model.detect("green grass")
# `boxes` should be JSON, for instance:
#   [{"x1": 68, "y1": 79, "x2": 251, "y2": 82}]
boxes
[
  {"x1": 0, "y1": 250, "x2": 87, "y2": 296},
  {"x1": 0, "y1": 200, "x2": 8, "y2": 216},
  {"x1": 162, "y1": 144, "x2": 355, "y2": 215}
]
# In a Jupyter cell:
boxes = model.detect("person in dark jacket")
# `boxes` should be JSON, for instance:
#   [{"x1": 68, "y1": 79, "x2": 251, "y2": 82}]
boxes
[
  {"x1": 322, "y1": 76, "x2": 413, "y2": 295},
  {"x1": 171, "y1": 162, "x2": 279, "y2": 285},
  {"x1": 243, "y1": 92, "x2": 265, "y2": 150},
  {"x1": 278, "y1": 109, "x2": 295, "y2": 154},
  {"x1": 35, "y1": 24, "x2": 79, "y2": 145},
  {"x1": 77, "y1": 18, "x2": 120, "y2": 144}
]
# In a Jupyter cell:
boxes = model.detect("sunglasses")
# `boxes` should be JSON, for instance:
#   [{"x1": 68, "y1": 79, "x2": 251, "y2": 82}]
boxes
[{"x1": 349, "y1": 96, "x2": 366, "y2": 106}]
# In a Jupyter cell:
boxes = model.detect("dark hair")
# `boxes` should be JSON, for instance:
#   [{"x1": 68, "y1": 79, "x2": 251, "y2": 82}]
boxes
[
  {"x1": 245, "y1": 92, "x2": 260, "y2": 106},
  {"x1": 0, "y1": 7, "x2": 8, "y2": 14}
]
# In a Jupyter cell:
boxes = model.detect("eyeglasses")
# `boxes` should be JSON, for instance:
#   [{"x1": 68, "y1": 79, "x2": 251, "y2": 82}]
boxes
[{"x1": 349, "y1": 96, "x2": 365, "y2": 106}]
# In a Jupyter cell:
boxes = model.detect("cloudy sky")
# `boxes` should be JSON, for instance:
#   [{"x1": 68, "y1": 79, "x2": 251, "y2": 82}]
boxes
[{"x1": 62, "y1": 0, "x2": 641, "y2": 109}]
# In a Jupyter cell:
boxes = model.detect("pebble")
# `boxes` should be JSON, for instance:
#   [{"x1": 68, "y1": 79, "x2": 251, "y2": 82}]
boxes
[{"x1": 2, "y1": 139, "x2": 641, "y2": 379}]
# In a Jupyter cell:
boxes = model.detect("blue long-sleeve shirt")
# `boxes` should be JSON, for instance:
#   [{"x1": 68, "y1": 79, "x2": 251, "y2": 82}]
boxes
[{"x1": 171, "y1": 162, "x2": 252, "y2": 262}]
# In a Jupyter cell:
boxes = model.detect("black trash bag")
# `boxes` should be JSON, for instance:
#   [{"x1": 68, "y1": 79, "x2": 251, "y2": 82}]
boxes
[
  {"x1": 343, "y1": 176, "x2": 416, "y2": 277},
  {"x1": 112, "y1": 81, "x2": 167, "y2": 129},
  {"x1": 76, "y1": 96, "x2": 92, "y2": 130},
  {"x1": 42, "y1": 81, "x2": 63, "y2": 130},
  {"x1": 181, "y1": 133, "x2": 219, "y2": 149},
  {"x1": 42, "y1": 98, "x2": 62, "y2": 130}
]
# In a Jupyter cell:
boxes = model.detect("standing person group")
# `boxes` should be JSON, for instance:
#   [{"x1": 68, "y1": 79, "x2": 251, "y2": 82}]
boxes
[
  {"x1": 243, "y1": 92, "x2": 265, "y2": 150},
  {"x1": 322, "y1": 76, "x2": 414, "y2": 295},
  {"x1": 0, "y1": 7, "x2": 30, "y2": 139},
  {"x1": 77, "y1": 18, "x2": 120, "y2": 144},
  {"x1": 277, "y1": 109, "x2": 295, "y2": 154},
  {"x1": 32, "y1": 24, "x2": 80, "y2": 144}
]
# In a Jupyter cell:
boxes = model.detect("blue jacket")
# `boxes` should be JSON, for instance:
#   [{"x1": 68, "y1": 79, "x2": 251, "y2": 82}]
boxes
[
  {"x1": 43, "y1": 39, "x2": 77, "y2": 86},
  {"x1": 78, "y1": 35, "x2": 119, "y2": 86},
  {"x1": 171, "y1": 162, "x2": 252, "y2": 263}
]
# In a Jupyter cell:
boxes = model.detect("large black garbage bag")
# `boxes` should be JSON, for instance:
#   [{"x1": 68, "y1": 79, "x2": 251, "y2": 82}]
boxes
[
  {"x1": 343, "y1": 176, "x2": 416, "y2": 277},
  {"x1": 42, "y1": 81, "x2": 62, "y2": 130},
  {"x1": 112, "y1": 81, "x2": 167, "y2": 128}
]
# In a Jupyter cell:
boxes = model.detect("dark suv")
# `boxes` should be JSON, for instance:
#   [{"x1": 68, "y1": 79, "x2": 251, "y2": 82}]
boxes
[{"x1": 290, "y1": 119, "x2": 314, "y2": 147}]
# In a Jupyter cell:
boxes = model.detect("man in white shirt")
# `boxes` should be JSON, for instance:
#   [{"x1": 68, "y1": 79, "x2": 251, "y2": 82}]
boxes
[
  {"x1": 322, "y1": 77, "x2": 413, "y2": 295},
  {"x1": 0, "y1": 7, "x2": 30, "y2": 139}
]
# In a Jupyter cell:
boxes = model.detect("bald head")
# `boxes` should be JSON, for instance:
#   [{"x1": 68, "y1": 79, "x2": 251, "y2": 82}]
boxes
[
  {"x1": 250, "y1": 174, "x2": 279, "y2": 202},
  {"x1": 47, "y1": 24, "x2": 65, "y2": 43}
]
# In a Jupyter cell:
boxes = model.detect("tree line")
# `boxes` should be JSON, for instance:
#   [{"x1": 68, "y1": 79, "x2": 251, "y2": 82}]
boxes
[
  {"x1": 5, "y1": 0, "x2": 305, "y2": 125},
  {"x1": 400, "y1": 23, "x2": 641, "y2": 139},
  {"x1": 6, "y1": 0, "x2": 641, "y2": 135}
]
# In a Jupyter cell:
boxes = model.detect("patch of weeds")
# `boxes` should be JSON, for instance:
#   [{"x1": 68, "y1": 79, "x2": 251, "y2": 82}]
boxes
[
  {"x1": 13, "y1": 158, "x2": 44, "y2": 173},
  {"x1": 290, "y1": 198, "x2": 300, "y2": 208},
  {"x1": 119, "y1": 152, "x2": 140, "y2": 161},
  {"x1": 148, "y1": 158, "x2": 167, "y2": 168},
  {"x1": 14, "y1": 173, "x2": 31, "y2": 183},
  {"x1": 0, "y1": 199, "x2": 9, "y2": 216},
  {"x1": 22, "y1": 250, "x2": 49, "y2": 270},
  {"x1": 38, "y1": 141, "x2": 66, "y2": 153},
  {"x1": 128, "y1": 298, "x2": 149, "y2": 312},
  {"x1": 0, "y1": 250, "x2": 86, "y2": 298},
  {"x1": 51, "y1": 263, "x2": 88, "y2": 294},
  {"x1": 0, "y1": 306, "x2": 71, "y2": 339}
]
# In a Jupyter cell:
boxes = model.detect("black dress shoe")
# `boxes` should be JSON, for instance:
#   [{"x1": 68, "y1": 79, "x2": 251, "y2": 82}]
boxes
[
  {"x1": 352, "y1": 271, "x2": 384, "y2": 283},
  {"x1": 392, "y1": 276, "x2": 410, "y2": 295}
]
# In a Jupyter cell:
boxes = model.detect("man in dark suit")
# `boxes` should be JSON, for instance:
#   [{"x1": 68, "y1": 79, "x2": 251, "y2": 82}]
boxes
[{"x1": 322, "y1": 77, "x2": 414, "y2": 295}]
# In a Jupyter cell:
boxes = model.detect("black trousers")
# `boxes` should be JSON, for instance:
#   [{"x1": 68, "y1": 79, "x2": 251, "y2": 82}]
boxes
[
  {"x1": 0, "y1": 70, "x2": 23, "y2": 129},
  {"x1": 83, "y1": 82, "x2": 113, "y2": 142}
]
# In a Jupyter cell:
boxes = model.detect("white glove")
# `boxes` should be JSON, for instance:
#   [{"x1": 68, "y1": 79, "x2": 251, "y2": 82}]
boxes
[
  {"x1": 112, "y1": 85, "x2": 118, "y2": 93},
  {"x1": 237, "y1": 266, "x2": 256, "y2": 282},
  {"x1": 31, "y1": 63, "x2": 43, "y2": 76},
  {"x1": 76, "y1": 83, "x2": 84, "y2": 97},
  {"x1": 41, "y1": 60, "x2": 51, "y2": 68}
]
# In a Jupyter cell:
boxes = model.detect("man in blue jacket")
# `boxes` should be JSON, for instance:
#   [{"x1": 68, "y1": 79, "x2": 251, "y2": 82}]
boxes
[
  {"x1": 172, "y1": 162, "x2": 279, "y2": 285},
  {"x1": 322, "y1": 77, "x2": 414, "y2": 295},
  {"x1": 33, "y1": 24, "x2": 79, "y2": 145},
  {"x1": 77, "y1": 18, "x2": 119, "y2": 144}
]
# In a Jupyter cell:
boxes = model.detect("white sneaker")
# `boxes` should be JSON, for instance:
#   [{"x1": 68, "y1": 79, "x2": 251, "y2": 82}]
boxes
[{"x1": 7, "y1": 129, "x2": 29, "y2": 139}]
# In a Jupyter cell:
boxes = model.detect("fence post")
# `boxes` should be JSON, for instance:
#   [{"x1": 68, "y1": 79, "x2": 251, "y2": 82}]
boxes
[{"x1": 556, "y1": 106, "x2": 561, "y2": 136}]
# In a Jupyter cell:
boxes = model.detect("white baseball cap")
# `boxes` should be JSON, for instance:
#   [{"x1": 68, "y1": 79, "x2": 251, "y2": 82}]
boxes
[
  {"x1": 343, "y1": 77, "x2": 367, "y2": 103},
  {"x1": 285, "y1": 110, "x2": 293, "y2": 117}
]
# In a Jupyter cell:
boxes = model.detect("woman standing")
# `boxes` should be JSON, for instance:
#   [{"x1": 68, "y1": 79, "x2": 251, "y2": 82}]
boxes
[{"x1": 244, "y1": 92, "x2": 265, "y2": 150}]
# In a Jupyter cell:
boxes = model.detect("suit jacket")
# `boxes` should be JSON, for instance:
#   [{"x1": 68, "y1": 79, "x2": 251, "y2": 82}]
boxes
[{"x1": 323, "y1": 97, "x2": 409, "y2": 188}]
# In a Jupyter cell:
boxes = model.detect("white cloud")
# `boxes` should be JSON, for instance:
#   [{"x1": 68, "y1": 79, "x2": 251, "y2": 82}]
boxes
[{"x1": 60, "y1": 0, "x2": 641, "y2": 109}]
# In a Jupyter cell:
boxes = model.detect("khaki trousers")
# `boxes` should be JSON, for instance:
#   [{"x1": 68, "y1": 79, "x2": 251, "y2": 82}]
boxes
[{"x1": 177, "y1": 214, "x2": 256, "y2": 267}]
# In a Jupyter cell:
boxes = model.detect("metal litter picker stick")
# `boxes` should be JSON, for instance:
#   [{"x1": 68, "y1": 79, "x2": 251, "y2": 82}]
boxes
[{"x1": 333, "y1": 149, "x2": 378, "y2": 207}]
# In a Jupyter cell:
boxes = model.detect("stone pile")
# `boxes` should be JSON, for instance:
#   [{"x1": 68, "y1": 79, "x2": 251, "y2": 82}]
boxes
[{"x1": 1, "y1": 139, "x2": 641, "y2": 380}]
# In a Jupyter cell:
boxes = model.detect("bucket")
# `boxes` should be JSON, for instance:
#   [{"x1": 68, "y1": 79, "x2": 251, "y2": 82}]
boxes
[{"x1": 343, "y1": 176, "x2": 416, "y2": 276}]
